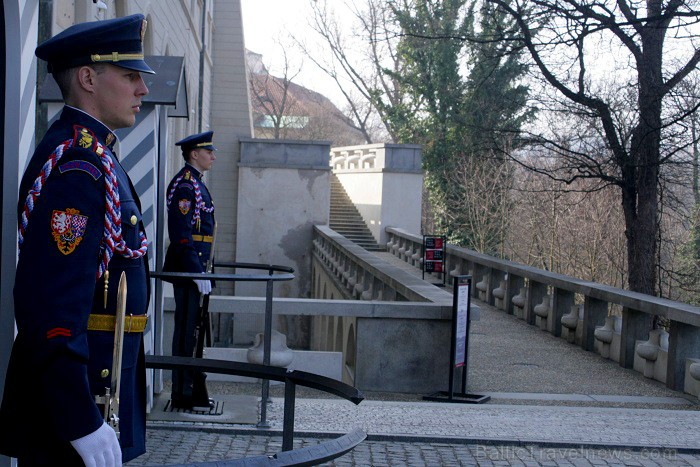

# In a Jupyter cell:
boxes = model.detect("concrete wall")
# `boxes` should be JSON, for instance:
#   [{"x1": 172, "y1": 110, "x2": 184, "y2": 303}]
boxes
[
  {"x1": 356, "y1": 317, "x2": 450, "y2": 393},
  {"x1": 234, "y1": 138, "x2": 331, "y2": 346},
  {"x1": 309, "y1": 234, "x2": 455, "y2": 391},
  {"x1": 164, "y1": 295, "x2": 454, "y2": 393}
]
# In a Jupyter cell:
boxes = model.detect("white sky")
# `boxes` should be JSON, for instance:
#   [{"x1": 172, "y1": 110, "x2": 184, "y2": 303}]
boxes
[{"x1": 239, "y1": 0, "x2": 347, "y2": 107}]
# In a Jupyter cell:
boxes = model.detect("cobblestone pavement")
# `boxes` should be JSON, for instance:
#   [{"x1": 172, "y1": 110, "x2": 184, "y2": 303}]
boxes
[
  {"x1": 261, "y1": 398, "x2": 700, "y2": 448},
  {"x1": 126, "y1": 395, "x2": 700, "y2": 466},
  {"x1": 129, "y1": 426, "x2": 700, "y2": 466}
]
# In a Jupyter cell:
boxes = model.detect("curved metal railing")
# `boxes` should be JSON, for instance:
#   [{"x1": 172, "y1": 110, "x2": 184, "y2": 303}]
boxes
[
  {"x1": 146, "y1": 356, "x2": 365, "y2": 465},
  {"x1": 151, "y1": 263, "x2": 294, "y2": 426}
]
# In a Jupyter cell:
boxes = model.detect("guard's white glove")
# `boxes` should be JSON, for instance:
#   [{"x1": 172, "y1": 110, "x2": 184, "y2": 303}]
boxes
[
  {"x1": 194, "y1": 278, "x2": 212, "y2": 295},
  {"x1": 70, "y1": 421, "x2": 122, "y2": 467}
]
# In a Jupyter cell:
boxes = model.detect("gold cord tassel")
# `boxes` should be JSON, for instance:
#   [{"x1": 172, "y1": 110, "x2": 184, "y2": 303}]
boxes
[{"x1": 103, "y1": 270, "x2": 110, "y2": 309}]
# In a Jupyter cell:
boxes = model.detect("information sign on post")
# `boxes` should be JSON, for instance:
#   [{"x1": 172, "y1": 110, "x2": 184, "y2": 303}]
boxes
[
  {"x1": 454, "y1": 281, "x2": 470, "y2": 367},
  {"x1": 423, "y1": 275, "x2": 490, "y2": 404},
  {"x1": 422, "y1": 235, "x2": 446, "y2": 286}
]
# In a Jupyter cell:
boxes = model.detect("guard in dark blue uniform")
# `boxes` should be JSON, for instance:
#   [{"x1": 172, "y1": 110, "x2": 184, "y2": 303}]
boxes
[
  {"x1": 163, "y1": 132, "x2": 217, "y2": 410},
  {"x1": 0, "y1": 14, "x2": 154, "y2": 465}
]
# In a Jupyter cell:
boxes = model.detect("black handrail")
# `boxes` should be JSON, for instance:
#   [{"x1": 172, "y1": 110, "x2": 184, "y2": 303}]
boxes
[
  {"x1": 145, "y1": 355, "x2": 364, "y2": 453},
  {"x1": 150, "y1": 271, "x2": 295, "y2": 282},
  {"x1": 149, "y1": 266, "x2": 295, "y2": 426},
  {"x1": 214, "y1": 262, "x2": 295, "y2": 274}
]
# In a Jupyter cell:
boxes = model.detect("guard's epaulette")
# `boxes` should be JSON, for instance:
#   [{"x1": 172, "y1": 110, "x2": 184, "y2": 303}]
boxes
[
  {"x1": 72, "y1": 125, "x2": 99, "y2": 152},
  {"x1": 53, "y1": 126, "x2": 104, "y2": 180}
]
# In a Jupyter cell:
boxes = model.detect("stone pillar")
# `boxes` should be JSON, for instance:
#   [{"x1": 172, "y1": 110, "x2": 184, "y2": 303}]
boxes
[
  {"x1": 582, "y1": 297, "x2": 607, "y2": 351},
  {"x1": 211, "y1": 0, "x2": 253, "y2": 345},
  {"x1": 552, "y1": 289, "x2": 575, "y2": 337},
  {"x1": 527, "y1": 282, "x2": 547, "y2": 326},
  {"x1": 619, "y1": 308, "x2": 653, "y2": 369},
  {"x1": 667, "y1": 320, "x2": 700, "y2": 391}
]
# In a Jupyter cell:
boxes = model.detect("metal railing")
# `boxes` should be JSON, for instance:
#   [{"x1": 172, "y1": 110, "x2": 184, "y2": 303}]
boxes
[
  {"x1": 145, "y1": 355, "x2": 365, "y2": 464},
  {"x1": 151, "y1": 262, "x2": 294, "y2": 427}
]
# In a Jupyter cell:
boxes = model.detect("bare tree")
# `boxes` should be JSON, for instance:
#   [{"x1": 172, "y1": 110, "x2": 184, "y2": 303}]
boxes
[
  {"x1": 489, "y1": 0, "x2": 700, "y2": 298},
  {"x1": 507, "y1": 160, "x2": 628, "y2": 288},
  {"x1": 248, "y1": 44, "x2": 366, "y2": 145},
  {"x1": 248, "y1": 46, "x2": 304, "y2": 139},
  {"x1": 298, "y1": 0, "x2": 413, "y2": 143},
  {"x1": 441, "y1": 151, "x2": 515, "y2": 256}
]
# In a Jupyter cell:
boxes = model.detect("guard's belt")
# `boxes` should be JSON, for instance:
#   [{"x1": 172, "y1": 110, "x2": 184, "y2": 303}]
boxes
[
  {"x1": 88, "y1": 314, "x2": 148, "y2": 333},
  {"x1": 192, "y1": 235, "x2": 213, "y2": 243}
]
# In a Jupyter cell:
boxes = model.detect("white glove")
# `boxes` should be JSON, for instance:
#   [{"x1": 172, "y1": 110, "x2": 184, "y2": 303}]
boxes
[
  {"x1": 70, "y1": 421, "x2": 122, "y2": 467},
  {"x1": 194, "y1": 278, "x2": 212, "y2": 295}
]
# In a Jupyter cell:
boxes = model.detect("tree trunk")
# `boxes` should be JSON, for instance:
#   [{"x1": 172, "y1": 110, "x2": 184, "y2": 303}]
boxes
[{"x1": 623, "y1": 27, "x2": 664, "y2": 296}]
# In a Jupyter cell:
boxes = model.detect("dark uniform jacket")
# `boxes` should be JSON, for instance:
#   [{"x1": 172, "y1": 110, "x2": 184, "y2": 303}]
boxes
[
  {"x1": 0, "y1": 106, "x2": 149, "y2": 462},
  {"x1": 163, "y1": 164, "x2": 215, "y2": 279}
]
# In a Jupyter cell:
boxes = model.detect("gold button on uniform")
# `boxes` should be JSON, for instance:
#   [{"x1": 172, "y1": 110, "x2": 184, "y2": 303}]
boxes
[
  {"x1": 101, "y1": 369, "x2": 110, "y2": 378},
  {"x1": 198, "y1": 252, "x2": 202, "y2": 256},
  {"x1": 130, "y1": 215, "x2": 138, "y2": 225}
]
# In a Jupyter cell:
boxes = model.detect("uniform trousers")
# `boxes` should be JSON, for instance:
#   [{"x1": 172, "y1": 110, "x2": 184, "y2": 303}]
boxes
[{"x1": 171, "y1": 285, "x2": 208, "y2": 401}]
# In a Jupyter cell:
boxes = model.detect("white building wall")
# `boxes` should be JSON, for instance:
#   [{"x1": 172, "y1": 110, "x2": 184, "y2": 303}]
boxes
[{"x1": 2, "y1": 2, "x2": 39, "y2": 465}]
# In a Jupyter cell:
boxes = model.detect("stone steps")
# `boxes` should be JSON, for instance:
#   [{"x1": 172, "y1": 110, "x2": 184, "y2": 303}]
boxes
[{"x1": 329, "y1": 174, "x2": 384, "y2": 252}]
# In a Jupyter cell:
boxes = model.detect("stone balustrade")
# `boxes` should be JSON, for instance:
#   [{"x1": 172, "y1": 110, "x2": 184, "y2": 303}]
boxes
[
  {"x1": 685, "y1": 359, "x2": 700, "y2": 400},
  {"x1": 314, "y1": 225, "x2": 450, "y2": 303},
  {"x1": 385, "y1": 226, "x2": 700, "y2": 394},
  {"x1": 329, "y1": 143, "x2": 422, "y2": 174},
  {"x1": 634, "y1": 329, "x2": 670, "y2": 382},
  {"x1": 594, "y1": 315, "x2": 621, "y2": 360}
]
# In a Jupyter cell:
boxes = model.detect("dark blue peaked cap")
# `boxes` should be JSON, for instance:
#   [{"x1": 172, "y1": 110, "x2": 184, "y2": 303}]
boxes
[
  {"x1": 176, "y1": 131, "x2": 216, "y2": 151},
  {"x1": 35, "y1": 14, "x2": 155, "y2": 74}
]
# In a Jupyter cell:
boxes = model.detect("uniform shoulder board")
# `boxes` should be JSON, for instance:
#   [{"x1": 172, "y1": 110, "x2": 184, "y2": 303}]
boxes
[
  {"x1": 52, "y1": 126, "x2": 104, "y2": 180},
  {"x1": 72, "y1": 125, "x2": 98, "y2": 152}
]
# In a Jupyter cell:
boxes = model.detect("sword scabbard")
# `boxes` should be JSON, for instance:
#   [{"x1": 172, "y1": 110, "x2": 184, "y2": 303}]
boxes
[{"x1": 99, "y1": 271, "x2": 127, "y2": 438}]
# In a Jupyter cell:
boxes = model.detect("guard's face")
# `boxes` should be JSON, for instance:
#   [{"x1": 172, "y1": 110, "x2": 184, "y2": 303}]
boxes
[
  {"x1": 191, "y1": 148, "x2": 216, "y2": 172},
  {"x1": 93, "y1": 65, "x2": 149, "y2": 130}
]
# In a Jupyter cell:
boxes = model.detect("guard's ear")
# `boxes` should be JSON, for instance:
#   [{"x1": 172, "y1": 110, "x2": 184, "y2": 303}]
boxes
[{"x1": 75, "y1": 65, "x2": 98, "y2": 93}]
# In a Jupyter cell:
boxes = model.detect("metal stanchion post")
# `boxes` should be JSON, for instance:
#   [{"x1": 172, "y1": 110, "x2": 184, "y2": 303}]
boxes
[{"x1": 257, "y1": 278, "x2": 274, "y2": 428}]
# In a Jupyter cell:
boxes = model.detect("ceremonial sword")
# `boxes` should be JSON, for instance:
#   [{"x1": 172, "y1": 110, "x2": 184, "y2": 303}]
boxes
[{"x1": 95, "y1": 271, "x2": 127, "y2": 438}]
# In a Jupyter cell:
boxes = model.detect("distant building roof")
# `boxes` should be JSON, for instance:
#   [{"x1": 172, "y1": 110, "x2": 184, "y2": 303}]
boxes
[{"x1": 245, "y1": 50, "x2": 365, "y2": 146}]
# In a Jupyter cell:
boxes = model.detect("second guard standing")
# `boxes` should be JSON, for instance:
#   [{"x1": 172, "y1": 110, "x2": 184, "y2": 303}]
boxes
[{"x1": 163, "y1": 131, "x2": 217, "y2": 410}]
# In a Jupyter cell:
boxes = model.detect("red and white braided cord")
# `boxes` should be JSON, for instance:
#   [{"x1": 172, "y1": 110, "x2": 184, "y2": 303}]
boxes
[
  {"x1": 166, "y1": 170, "x2": 214, "y2": 225},
  {"x1": 19, "y1": 140, "x2": 148, "y2": 279}
]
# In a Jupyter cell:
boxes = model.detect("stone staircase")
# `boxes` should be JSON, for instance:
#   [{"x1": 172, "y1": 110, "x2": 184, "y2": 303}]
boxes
[{"x1": 330, "y1": 175, "x2": 384, "y2": 252}]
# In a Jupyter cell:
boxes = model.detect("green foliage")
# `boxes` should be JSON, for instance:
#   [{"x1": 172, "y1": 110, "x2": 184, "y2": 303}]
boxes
[
  {"x1": 384, "y1": 0, "x2": 532, "y2": 253},
  {"x1": 462, "y1": 0, "x2": 534, "y2": 157}
]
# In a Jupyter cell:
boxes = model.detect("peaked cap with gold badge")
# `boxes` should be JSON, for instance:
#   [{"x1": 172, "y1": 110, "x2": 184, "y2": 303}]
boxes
[
  {"x1": 35, "y1": 13, "x2": 155, "y2": 74},
  {"x1": 175, "y1": 131, "x2": 217, "y2": 151}
]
